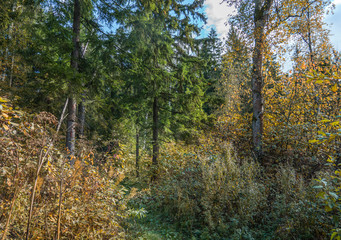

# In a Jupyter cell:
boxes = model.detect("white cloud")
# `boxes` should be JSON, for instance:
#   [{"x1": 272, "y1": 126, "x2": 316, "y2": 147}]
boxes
[
  {"x1": 204, "y1": 0, "x2": 340, "y2": 37},
  {"x1": 204, "y1": 0, "x2": 235, "y2": 38}
]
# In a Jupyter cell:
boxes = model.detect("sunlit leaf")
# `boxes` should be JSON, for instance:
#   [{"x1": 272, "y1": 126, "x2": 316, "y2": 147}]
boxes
[{"x1": 331, "y1": 83, "x2": 338, "y2": 92}]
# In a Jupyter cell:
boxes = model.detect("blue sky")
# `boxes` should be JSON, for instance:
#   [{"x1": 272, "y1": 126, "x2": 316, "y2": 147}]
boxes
[
  {"x1": 204, "y1": 0, "x2": 341, "y2": 51},
  {"x1": 326, "y1": 1, "x2": 341, "y2": 51}
]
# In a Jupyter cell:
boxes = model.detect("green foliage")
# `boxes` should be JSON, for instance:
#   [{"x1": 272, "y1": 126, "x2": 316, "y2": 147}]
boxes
[
  {"x1": 314, "y1": 159, "x2": 341, "y2": 240},
  {"x1": 125, "y1": 211, "x2": 184, "y2": 240},
  {"x1": 199, "y1": 28, "x2": 224, "y2": 115},
  {"x1": 124, "y1": 136, "x2": 328, "y2": 239}
]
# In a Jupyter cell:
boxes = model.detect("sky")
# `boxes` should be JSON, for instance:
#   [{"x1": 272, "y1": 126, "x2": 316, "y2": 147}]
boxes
[
  {"x1": 204, "y1": 0, "x2": 341, "y2": 51},
  {"x1": 204, "y1": 0, "x2": 234, "y2": 38},
  {"x1": 326, "y1": 0, "x2": 341, "y2": 51}
]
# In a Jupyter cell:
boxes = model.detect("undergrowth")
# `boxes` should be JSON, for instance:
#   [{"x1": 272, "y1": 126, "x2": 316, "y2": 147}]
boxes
[
  {"x1": 125, "y1": 137, "x2": 333, "y2": 240},
  {"x1": 1, "y1": 95, "x2": 339, "y2": 240},
  {"x1": 0, "y1": 96, "x2": 130, "y2": 239}
]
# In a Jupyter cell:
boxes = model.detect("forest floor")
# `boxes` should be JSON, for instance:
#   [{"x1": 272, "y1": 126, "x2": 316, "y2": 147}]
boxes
[
  {"x1": 126, "y1": 211, "x2": 185, "y2": 240},
  {"x1": 123, "y1": 180, "x2": 186, "y2": 240}
]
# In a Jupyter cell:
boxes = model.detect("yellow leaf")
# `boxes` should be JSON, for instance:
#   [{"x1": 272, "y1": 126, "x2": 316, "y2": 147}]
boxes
[
  {"x1": 318, "y1": 131, "x2": 326, "y2": 136},
  {"x1": 307, "y1": 77, "x2": 313, "y2": 83},
  {"x1": 0, "y1": 97, "x2": 8, "y2": 103},
  {"x1": 328, "y1": 134, "x2": 336, "y2": 141},
  {"x1": 331, "y1": 121, "x2": 340, "y2": 126},
  {"x1": 331, "y1": 83, "x2": 338, "y2": 92},
  {"x1": 319, "y1": 119, "x2": 330, "y2": 123},
  {"x1": 327, "y1": 156, "x2": 334, "y2": 163},
  {"x1": 3, "y1": 124, "x2": 9, "y2": 131}
]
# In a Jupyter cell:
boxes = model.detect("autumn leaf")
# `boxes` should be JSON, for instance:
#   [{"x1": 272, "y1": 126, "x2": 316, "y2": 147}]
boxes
[
  {"x1": 3, "y1": 124, "x2": 9, "y2": 131},
  {"x1": 331, "y1": 83, "x2": 338, "y2": 92},
  {"x1": 301, "y1": 62, "x2": 306, "y2": 70},
  {"x1": 331, "y1": 121, "x2": 339, "y2": 126},
  {"x1": 0, "y1": 97, "x2": 8, "y2": 103}
]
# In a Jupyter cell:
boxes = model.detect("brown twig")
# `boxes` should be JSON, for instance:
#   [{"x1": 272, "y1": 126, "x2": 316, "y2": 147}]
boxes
[{"x1": 56, "y1": 156, "x2": 68, "y2": 240}]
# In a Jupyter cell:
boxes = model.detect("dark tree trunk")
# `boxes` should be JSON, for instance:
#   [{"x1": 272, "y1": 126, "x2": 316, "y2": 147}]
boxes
[
  {"x1": 252, "y1": 0, "x2": 272, "y2": 162},
  {"x1": 151, "y1": 96, "x2": 159, "y2": 181},
  {"x1": 136, "y1": 129, "x2": 140, "y2": 177},
  {"x1": 1, "y1": 47, "x2": 8, "y2": 82},
  {"x1": 66, "y1": 0, "x2": 81, "y2": 158},
  {"x1": 77, "y1": 38, "x2": 91, "y2": 139},
  {"x1": 78, "y1": 100, "x2": 85, "y2": 138},
  {"x1": 306, "y1": 7, "x2": 314, "y2": 64},
  {"x1": 305, "y1": 7, "x2": 320, "y2": 132},
  {"x1": 71, "y1": 0, "x2": 80, "y2": 71},
  {"x1": 9, "y1": 54, "x2": 14, "y2": 87}
]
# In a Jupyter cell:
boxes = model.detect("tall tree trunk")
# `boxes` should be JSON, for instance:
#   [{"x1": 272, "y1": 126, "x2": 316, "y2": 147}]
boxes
[
  {"x1": 143, "y1": 112, "x2": 148, "y2": 150},
  {"x1": 1, "y1": 21, "x2": 14, "y2": 83},
  {"x1": 7, "y1": 4, "x2": 16, "y2": 86},
  {"x1": 9, "y1": 54, "x2": 14, "y2": 87},
  {"x1": 136, "y1": 128, "x2": 140, "y2": 177},
  {"x1": 66, "y1": 0, "x2": 81, "y2": 158},
  {"x1": 151, "y1": 96, "x2": 159, "y2": 181},
  {"x1": 77, "y1": 38, "x2": 91, "y2": 139},
  {"x1": 252, "y1": 0, "x2": 272, "y2": 162},
  {"x1": 78, "y1": 99, "x2": 85, "y2": 138},
  {"x1": 0, "y1": 47, "x2": 8, "y2": 82},
  {"x1": 305, "y1": 6, "x2": 320, "y2": 131},
  {"x1": 306, "y1": 6, "x2": 314, "y2": 64},
  {"x1": 66, "y1": 97, "x2": 77, "y2": 157}
]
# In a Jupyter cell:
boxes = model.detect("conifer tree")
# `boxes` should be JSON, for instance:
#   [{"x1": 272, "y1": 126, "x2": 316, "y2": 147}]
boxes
[
  {"x1": 118, "y1": 0, "x2": 206, "y2": 180},
  {"x1": 66, "y1": 0, "x2": 81, "y2": 158},
  {"x1": 199, "y1": 28, "x2": 224, "y2": 115}
]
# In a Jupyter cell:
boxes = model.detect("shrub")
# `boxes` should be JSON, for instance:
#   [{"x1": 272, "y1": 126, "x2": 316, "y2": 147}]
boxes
[
  {"x1": 0, "y1": 96, "x2": 129, "y2": 239},
  {"x1": 137, "y1": 137, "x2": 330, "y2": 239}
]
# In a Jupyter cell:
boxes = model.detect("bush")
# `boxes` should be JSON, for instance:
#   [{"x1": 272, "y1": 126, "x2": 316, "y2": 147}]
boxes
[
  {"x1": 136, "y1": 137, "x2": 330, "y2": 239},
  {"x1": 0, "y1": 96, "x2": 129, "y2": 239}
]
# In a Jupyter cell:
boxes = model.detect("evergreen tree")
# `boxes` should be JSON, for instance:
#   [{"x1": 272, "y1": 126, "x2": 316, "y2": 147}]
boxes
[
  {"x1": 118, "y1": 0, "x2": 206, "y2": 179},
  {"x1": 199, "y1": 28, "x2": 224, "y2": 115}
]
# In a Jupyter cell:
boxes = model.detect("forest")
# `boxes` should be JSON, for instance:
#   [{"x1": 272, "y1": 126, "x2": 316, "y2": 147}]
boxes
[{"x1": 0, "y1": 0, "x2": 340, "y2": 239}]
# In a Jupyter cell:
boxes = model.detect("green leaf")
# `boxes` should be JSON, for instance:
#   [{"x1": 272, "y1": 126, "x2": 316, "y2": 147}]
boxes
[
  {"x1": 329, "y1": 192, "x2": 339, "y2": 200},
  {"x1": 325, "y1": 205, "x2": 333, "y2": 212},
  {"x1": 317, "y1": 191, "x2": 326, "y2": 200},
  {"x1": 331, "y1": 232, "x2": 340, "y2": 240}
]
